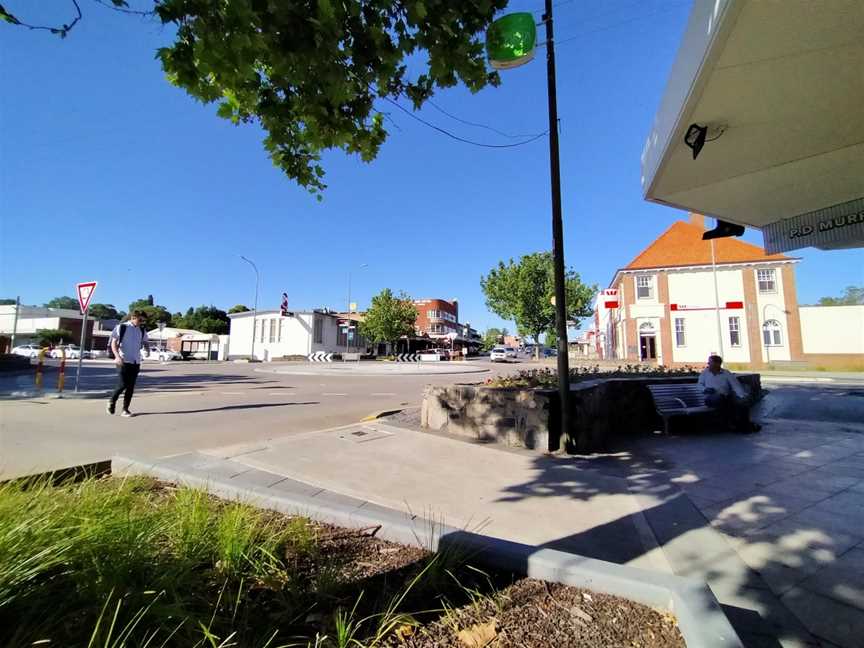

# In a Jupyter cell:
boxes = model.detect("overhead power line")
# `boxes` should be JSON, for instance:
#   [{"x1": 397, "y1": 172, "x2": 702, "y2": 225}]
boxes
[
  {"x1": 380, "y1": 95, "x2": 549, "y2": 149},
  {"x1": 426, "y1": 99, "x2": 546, "y2": 140}
]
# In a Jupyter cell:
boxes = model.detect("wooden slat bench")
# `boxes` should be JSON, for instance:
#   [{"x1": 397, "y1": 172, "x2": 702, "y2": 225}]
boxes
[{"x1": 646, "y1": 383, "x2": 715, "y2": 434}]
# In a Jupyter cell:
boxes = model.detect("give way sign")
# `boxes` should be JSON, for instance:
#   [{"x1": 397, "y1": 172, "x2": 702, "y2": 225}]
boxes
[{"x1": 76, "y1": 281, "x2": 98, "y2": 313}]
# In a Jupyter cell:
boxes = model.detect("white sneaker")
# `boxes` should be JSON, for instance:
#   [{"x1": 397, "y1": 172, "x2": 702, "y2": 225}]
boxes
[{"x1": 120, "y1": 410, "x2": 134, "y2": 418}]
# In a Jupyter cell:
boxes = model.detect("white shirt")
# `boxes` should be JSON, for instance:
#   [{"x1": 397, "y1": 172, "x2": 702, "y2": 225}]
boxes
[
  {"x1": 111, "y1": 324, "x2": 149, "y2": 364},
  {"x1": 698, "y1": 368, "x2": 747, "y2": 399}
]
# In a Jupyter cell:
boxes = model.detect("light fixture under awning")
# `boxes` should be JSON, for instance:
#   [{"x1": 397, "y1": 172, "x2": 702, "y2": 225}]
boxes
[{"x1": 641, "y1": 0, "x2": 864, "y2": 253}]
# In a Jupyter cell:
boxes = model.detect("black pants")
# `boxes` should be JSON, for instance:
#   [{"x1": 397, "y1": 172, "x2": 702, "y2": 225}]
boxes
[
  {"x1": 705, "y1": 392, "x2": 752, "y2": 431},
  {"x1": 110, "y1": 362, "x2": 141, "y2": 411}
]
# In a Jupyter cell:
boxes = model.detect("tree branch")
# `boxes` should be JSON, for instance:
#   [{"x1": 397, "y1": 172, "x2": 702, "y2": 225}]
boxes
[
  {"x1": 92, "y1": 0, "x2": 155, "y2": 18},
  {"x1": 0, "y1": 0, "x2": 82, "y2": 38}
]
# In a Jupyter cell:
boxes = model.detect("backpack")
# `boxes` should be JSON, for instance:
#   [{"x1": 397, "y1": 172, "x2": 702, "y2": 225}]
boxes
[{"x1": 117, "y1": 324, "x2": 147, "y2": 353}]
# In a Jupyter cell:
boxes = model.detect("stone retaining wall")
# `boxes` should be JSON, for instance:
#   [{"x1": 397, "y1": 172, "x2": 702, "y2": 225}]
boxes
[{"x1": 422, "y1": 374, "x2": 762, "y2": 453}]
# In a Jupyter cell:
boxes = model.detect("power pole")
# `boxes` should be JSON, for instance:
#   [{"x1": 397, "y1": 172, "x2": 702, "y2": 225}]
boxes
[{"x1": 543, "y1": 0, "x2": 572, "y2": 450}]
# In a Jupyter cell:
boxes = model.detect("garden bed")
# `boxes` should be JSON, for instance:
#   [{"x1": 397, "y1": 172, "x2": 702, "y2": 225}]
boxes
[
  {"x1": 1, "y1": 475, "x2": 684, "y2": 648},
  {"x1": 422, "y1": 365, "x2": 761, "y2": 452}
]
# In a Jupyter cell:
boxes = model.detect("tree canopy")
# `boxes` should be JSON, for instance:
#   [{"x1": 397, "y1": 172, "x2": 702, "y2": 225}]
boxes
[
  {"x1": 88, "y1": 303, "x2": 124, "y2": 320},
  {"x1": 0, "y1": 299, "x2": 17, "y2": 305},
  {"x1": 173, "y1": 305, "x2": 230, "y2": 334},
  {"x1": 128, "y1": 297, "x2": 172, "y2": 328},
  {"x1": 481, "y1": 326, "x2": 508, "y2": 351},
  {"x1": 359, "y1": 288, "x2": 417, "y2": 352},
  {"x1": 35, "y1": 328, "x2": 74, "y2": 347},
  {"x1": 3, "y1": 0, "x2": 507, "y2": 196},
  {"x1": 44, "y1": 296, "x2": 80, "y2": 310},
  {"x1": 227, "y1": 305, "x2": 250, "y2": 314},
  {"x1": 818, "y1": 285, "x2": 863, "y2": 306},
  {"x1": 481, "y1": 252, "x2": 596, "y2": 354}
]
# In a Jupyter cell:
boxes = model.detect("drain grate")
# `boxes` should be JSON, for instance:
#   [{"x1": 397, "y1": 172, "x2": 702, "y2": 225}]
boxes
[{"x1": 351, "y1": 430, "x2": 369, "y2": 437}]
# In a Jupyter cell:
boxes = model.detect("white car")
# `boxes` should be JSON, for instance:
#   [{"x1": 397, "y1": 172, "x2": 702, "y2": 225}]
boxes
[
  {"x1": 147, "y1": 347, "x2": 182, "y2": 362},
  {"x1": 11, "y1": 343, "x2": 44, "y2": 359},
  {"x1": 490, "y1": 346, "x2": 517, "y2": 362},
  {"x1": 50, "y1": 344, "x2": 81, "y2": 360}
]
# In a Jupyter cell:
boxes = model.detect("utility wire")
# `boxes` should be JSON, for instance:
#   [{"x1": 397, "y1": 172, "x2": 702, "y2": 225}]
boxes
[
  {"x1": 381, "y1": 95, "x2": 549, "y2": 148},
  {"x1": 426, "y1": 99, "x2": 545, "y2": 140},
  {"x1": 554, "y1": 1, "x2": 690, "y2": 47}
]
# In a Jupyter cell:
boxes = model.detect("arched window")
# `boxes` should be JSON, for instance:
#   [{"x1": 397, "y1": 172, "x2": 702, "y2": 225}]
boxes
[
  {"x1": 762, "y1": 319, "x2": 783, "y2": 346},
  {"x1": 640, "y1": 322, "x2": 655, "y2": 333}
]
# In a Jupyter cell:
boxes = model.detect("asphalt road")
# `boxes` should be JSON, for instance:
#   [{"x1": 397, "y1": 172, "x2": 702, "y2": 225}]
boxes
[
  {"x1": 1, "y1": 360, "x2": 861, "y2": 479},
  {"x1": 757, "y1": 377, "x2": 864, "y2": 425},
  {"x1": 0, "y1": 359, "x2": 525, "y2": 479}
]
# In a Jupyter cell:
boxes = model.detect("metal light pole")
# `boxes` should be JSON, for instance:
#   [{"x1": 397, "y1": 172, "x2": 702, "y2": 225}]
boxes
[
  {"x1": 347, "y1": 263, "x2": 368, "y2": 354},
  {"x1": 240, "y1": 256, "x2": 259, "y2": 361},
  {"x1": 543, "y1": 0, "x2": 572, "y2": 450},
  {"x1": 710, "y1": 238, "x2": 724, "y2": 357},
  {"x1": 10, "y1": 296, "x2": 20, "y2": 351}
]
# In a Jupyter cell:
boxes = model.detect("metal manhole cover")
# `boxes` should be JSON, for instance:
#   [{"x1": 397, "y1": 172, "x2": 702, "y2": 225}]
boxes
[{"x1": 351, "y1": 430, "x2": 369, "y2": 437}]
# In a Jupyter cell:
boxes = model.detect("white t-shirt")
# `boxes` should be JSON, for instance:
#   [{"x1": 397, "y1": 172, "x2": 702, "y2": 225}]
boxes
[
  {"x1": 698, "y1": 368, "x2": 747, "y2": 399},
  {"x1": 111, "y1": 324, "x2": 149, "y2": 364}
]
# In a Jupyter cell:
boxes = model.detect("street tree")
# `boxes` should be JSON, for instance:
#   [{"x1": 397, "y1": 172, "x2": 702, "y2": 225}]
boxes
[
  {"x1": 481, "y1": 252, "x2": 596, "y2": 358},
  {"x1": 228, "y1": 305, "x2": 250, "y2": 314},
  {"x1": 35, "y1": 328, "x2": 74, "y2": 347},
  {"x1": 174, "y1": 305, "x2": 230, "y2": 334},
  {"x1": 88, "y1": 303, "x2": 122, "y2": 320},
  {"x1": 818, "y1": 285, "x2": 864, "y2": 306},
  {"x1": 2, "y1": 0, "x2": 507, "y2": 196},
  {"x1": 359, "y1": 289, "x2": 417, "y2": 356},
  {"x1": 44, "y1": 296, "x2": 80, "y2": 310},
  {"x1": 481, "y1": 327, "x2": 508, "y2": 351},
  {"x1": 128, "y1": 297, "x2": 172, "y2": 328},
  {"x1": 0, "y1": 299, "x2": 16, "y2": 305}
]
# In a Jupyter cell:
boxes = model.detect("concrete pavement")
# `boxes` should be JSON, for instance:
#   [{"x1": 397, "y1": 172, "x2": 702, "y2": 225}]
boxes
[{"x1": 113, "y1": 379, "x2": 864, "y2": 648}]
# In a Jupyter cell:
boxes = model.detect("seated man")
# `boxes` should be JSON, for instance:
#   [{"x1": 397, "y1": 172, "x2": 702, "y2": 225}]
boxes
[{"x1": 698, "y1": 355, "x2": 761, "y2": 433}]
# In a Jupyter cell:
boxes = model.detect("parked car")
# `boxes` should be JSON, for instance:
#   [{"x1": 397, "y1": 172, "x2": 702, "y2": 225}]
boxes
[
  {"x1": 50, "y1": 344, "x2": 81, "y2": 360},
  {"x1": 146, "y1": 347, "x2": 182, "y2": 362},
  {"x1": 542, "y1": 348, "x2": 557, "y2": 358},
  {"x1": 490, "y1": 346, "x2": 517, "y2": 362},
  {"x1": 11, "y1": 343, "x2": 43, "y2": 359}
]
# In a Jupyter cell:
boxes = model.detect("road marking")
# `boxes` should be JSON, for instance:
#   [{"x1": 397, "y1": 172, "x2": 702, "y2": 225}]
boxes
[
  {"x1": 370, "y1": 392, "x2": 396, "y2": 396},
  {"x1": 322, "y1": 392, "x2": 347, "y2": 396}
]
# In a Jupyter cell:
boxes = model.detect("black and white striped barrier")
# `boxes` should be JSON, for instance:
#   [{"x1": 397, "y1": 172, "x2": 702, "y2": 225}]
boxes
[
  {"x1": 308, "y1": 352, "x2": 335, "y2": 362},
  {"x1": 395, "y1": 353, "x2": 419, "y2": 362}
]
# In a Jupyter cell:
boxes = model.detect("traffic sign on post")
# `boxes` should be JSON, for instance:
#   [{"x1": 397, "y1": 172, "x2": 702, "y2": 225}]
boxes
[
  {"x1": 74, "y1": 281, "x2": 97, "y2": 393},
  {"x1": 76, "y1": 281, "x2": 97, "y2": 314}
]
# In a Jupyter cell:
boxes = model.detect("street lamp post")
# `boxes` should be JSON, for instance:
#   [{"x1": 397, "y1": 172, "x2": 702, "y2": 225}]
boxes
[
  {"x1": 347, "y1": 263, "x2": 368, "y2": 354},
  {"x1": 542, "y1": 0, "x2": 573, "y2": 450},
  {"x1": 240, "y1": 256, "x2": 259, "y2": 361}
]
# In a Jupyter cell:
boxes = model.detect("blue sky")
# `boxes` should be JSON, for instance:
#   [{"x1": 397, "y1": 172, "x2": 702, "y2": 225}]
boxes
[{"x1": 2, "y1": 0, "x2": 861, "y2": 334}]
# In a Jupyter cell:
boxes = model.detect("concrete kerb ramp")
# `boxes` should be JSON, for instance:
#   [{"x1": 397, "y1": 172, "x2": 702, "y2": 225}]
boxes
[
  {"x1": 112, "y1": 453, "x2": 742, "y2": 648},
  {"x1": 255, "y1": 362, "x2": 490, "y2": 377}
]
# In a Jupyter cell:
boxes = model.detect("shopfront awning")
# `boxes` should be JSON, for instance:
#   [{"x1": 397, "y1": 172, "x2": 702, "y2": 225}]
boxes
[{"x1": 641, "y1": 0, "x2": 864, "y2": 253}]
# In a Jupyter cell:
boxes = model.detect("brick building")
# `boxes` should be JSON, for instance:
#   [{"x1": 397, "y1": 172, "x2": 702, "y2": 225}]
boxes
[{"x1": 412, "y1": 298, "x2": 480, "y2": 352}]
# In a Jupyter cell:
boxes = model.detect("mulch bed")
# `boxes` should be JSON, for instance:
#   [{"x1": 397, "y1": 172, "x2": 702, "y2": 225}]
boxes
[{"x1": 387, "y1": 578, "x2": 684, "y2": 648}]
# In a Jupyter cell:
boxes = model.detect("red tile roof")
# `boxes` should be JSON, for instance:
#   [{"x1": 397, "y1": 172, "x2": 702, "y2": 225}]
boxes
[{"x1": 624, "y1": 221, "x2": 791, "y2": 270}]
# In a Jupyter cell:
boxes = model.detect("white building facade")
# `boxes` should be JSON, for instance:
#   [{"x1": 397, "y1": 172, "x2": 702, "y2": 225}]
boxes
[
  {"x1": 601, "y1": 215, "x2": 806, "y2": 367},
  {"x1": 227, "y1": 310, "x2": 366, "y2": 361}
]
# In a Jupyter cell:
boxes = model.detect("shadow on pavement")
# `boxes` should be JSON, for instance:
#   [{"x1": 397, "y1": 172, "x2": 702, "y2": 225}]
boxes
[
  {"x1": 134, "y1": 402, "x2": 319, "y2": 416},
  {"x1": 487, "y1": 411, "x2": 864, "y2": 647}
]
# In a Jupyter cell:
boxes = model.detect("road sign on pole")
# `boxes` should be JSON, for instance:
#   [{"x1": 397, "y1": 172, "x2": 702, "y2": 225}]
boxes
[
  {"x1": 74, "y1": 281, "x2": 97, "y2": 393},
  {"x1": 76, "y1": 281, "x2": 97, "y2": 313}
]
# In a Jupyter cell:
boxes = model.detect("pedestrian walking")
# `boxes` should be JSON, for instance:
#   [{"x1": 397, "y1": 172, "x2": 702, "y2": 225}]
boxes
[{"x1": 107, "y1": 310, "x2": 149, "y2": 418}]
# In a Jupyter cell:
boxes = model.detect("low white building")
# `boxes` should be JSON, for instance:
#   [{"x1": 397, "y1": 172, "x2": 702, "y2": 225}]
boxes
[{"x1": 228, "y1": 310, "x2": 367, "y2": 361}]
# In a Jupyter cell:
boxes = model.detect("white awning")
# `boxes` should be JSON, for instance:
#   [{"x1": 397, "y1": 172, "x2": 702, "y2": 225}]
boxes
[{"x1": 642, "y1": 0, "x2": 864, "y2": 253}]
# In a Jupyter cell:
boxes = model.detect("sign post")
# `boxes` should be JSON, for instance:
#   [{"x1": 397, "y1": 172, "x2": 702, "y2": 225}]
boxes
[{"x1": 74, "y1": 281, "x2": 97, "y2": 392}]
